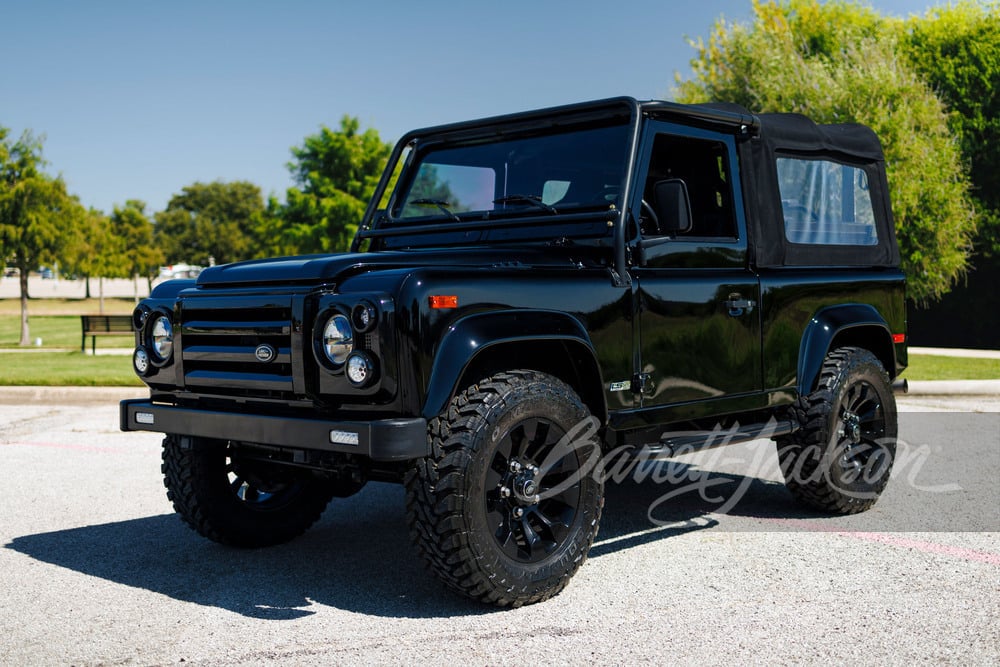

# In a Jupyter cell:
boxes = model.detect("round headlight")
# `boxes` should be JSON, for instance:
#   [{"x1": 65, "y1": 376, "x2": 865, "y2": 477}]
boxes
[
  {"x1": 322, "y1": 314, "x2": 353, "y2": 365},
  {"x1": 346, "y1": 351, "x2": 377, "y2": 387},
  {"x1": 150, "y1": 315, "x2": 173, "y2": 361}
]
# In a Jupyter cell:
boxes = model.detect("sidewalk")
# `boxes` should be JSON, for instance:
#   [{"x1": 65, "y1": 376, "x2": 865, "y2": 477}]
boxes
[
  {"x1": 905, "y1": 379, "x2": 1000, "y2": 396},
  {"x1": 905, "y1": 346, "x2": 1000, "y2": 398}
]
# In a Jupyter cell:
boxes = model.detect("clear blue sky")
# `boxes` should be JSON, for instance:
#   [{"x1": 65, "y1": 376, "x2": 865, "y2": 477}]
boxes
[{"x1": 1, "y1": 0, "x2": 939, "y2": 216}]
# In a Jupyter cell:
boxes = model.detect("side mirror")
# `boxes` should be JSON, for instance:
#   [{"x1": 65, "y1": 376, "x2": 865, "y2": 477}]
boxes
[{"x1": 654, "y1": 179, "x2": 692, "y2": 235}]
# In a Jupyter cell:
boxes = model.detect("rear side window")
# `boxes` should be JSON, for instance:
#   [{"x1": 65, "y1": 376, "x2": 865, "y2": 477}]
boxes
[{"x1": 777, "y1": 158, "x2": 878, "y2": 246}]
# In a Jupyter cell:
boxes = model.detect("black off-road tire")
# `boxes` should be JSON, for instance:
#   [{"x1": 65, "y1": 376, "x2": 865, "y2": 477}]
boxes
[
  {"x1": 405, "y1": 370, "x2": 604, "y2": 607},
  {"x1": 776, "y1": 346, "x2": 897, "y2": 514},
  {"x1": 162, "y1": 435, "x2": 335, "y2": 547}
]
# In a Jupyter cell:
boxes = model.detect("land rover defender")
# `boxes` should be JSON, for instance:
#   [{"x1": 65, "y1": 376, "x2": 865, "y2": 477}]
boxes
[{"x1": 122, "y1": 98, "x2": 907, "y2": 606}]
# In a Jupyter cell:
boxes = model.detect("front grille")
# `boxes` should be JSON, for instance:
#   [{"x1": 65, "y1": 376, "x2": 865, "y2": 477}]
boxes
[{"x1": 179, "y1": 296, "x2": 296, "y2": 397}]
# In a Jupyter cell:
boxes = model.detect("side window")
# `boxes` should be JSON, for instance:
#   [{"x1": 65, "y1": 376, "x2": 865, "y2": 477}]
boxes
[
  {"x1": 776, "y1": 158, "x2": 878, "y2": 246},
  {"x1": 642, "y1": 134, "x2": 737, "y2": 239}
]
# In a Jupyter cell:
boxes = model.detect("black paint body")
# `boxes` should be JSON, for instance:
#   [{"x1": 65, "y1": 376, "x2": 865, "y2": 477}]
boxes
[{"x1": 121, "y1": 98, "x2": 906, "y2": 472}]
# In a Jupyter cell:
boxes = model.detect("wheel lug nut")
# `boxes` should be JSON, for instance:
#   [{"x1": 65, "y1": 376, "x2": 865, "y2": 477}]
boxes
[
  {"x1": 499, "y1": 486, "x2": 511, "y2": 498},
  {"x1": 527, "y1": 464, "x2": 539, "y2": 475},
  {"x1": 512, "y1": 507, "x2": 524, "y2": 519},
  {"x1": 509, "y1": 460, "x2": 522, "y2": 473}
]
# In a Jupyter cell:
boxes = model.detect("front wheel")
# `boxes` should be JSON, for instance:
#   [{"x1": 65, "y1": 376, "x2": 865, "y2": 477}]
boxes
[
  {"x1": 162, "y1": 435, "x2": 335, "y2": 547},
  {"x1": 405, "y1": 371, "x2": 604, "y2": 607},
  {"x1": 776, "y1": 347, "x2": 898, "y2": 514}
]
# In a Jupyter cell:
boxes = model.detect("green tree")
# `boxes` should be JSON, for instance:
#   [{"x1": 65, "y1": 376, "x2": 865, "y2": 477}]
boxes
[
  {"x1": 112, "y1": 200, "x2": 161, "y2": 302},
  {"x1": 63, "y1": 207, "x2": 124, "y2": 311},
  {"x1": 155, "y1": 180, "x2": 264, "y2": 266},
  {"x1": 249, "y1": 194, "x2": 303, "y2": 259},
  {"x1": 901, "y1": 2, "x2": 1000, "y2": 257},
  {"x1": 675, "y1": 0, "x2": 977, "y2": 303},
  {"x1": 257, "y1": 117, "x2": 391, "y2": 257},
  {"x1": 0, "y1": 127, "x2": 85, "y2": 344}
]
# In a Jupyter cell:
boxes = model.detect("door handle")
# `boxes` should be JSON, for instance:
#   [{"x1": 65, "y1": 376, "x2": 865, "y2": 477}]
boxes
[{"x1": 725, "y1": 293, "x2": 756, "y2": 317}]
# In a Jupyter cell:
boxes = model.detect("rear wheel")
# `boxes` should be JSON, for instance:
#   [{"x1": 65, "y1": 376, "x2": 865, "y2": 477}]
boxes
[
  {"x1": 162, "y1": 435, "x2": 335, "y2": 547},
  {"x1": 405, "y1": 370, "x2": 604, "y2": 607},
  {"x1": 776, "y1": 347, "x2": 897, "y2": 514}
]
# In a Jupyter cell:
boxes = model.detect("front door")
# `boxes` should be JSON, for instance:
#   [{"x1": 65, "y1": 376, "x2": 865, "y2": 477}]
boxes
[{"x1": 629, "y1": 122, "x2": 762, "y2": 422}]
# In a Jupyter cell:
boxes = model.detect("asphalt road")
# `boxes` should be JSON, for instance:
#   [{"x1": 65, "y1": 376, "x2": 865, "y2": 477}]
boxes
[{"x1": 0, "y1": 393, "x2": 997, "y2": 665}]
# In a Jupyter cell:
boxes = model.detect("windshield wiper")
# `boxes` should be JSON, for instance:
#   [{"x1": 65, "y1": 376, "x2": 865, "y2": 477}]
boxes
[
  {"x1": 410, "y1": 198, "x2": 461, "y2": 221},
  {"x1": 493, "y1": 194, "x2": 558, "y2": 214}
]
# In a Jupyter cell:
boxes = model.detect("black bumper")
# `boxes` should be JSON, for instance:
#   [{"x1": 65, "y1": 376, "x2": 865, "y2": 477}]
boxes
[{"x1": 120, "y1": 399, "x2": 429, "y2": 462}]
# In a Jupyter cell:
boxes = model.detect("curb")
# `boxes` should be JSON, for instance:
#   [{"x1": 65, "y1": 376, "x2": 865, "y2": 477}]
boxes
[
  {"x1": 903, "y1": 380, "x2": 1000, "y2": 396},
  {"x1": 0, "y1": 381, "x2": 995, "y2": 405},
  {"x1": 0, "y1": 386, "x2": 146, "y2": 405}
]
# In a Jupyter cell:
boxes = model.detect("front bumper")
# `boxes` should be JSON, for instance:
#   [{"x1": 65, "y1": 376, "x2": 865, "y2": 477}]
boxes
[{"x1": 120, "y1": 399, "x2": 428, "y2": 462}]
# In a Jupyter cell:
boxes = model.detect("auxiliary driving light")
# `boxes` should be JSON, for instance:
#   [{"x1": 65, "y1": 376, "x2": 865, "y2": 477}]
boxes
[
  {"x1": 133, "y1": 347, "x2": 150, "y2": 375},
  {"x1": 345, "y1": 351, "x2": 377, "y2": 387},
  {"x1": 132, "y1": 305, "x2": 150, "y2": 331},
  {"x1": 352, "y1": 301, "x2": 378, "y2": 333}
]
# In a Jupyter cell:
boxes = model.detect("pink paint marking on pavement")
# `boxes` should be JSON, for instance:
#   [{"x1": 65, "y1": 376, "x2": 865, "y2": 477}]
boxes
[
  {"x1": 845, "y1": 532, "x2": 1000, "y2": 566},
  {"x1": 761, "y1": 517, "x2": 1000, "y2": 566},
  {"x1": 1, "y1": 441, "x2": 119, "y2": 454}
]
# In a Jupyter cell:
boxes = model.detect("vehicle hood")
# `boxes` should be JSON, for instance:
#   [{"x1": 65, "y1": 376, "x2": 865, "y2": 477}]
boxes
[{"x1": 195, "y1": 247, "x2": 595, "y2": 287}]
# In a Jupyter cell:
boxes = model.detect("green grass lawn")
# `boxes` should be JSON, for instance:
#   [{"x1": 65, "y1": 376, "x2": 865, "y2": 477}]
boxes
[
  {"x1": 902, "y1": 354, "x2": 1000, "y2": 381},
  {"x1": 0, "y1": 297, "x2": 135, "y2": 316},
  {"x1": 0, "y1": 351, "x2": 142, "y2": 386},
  {"x1": 0, "y1": 315, "x2": 133, "y2": 349}
]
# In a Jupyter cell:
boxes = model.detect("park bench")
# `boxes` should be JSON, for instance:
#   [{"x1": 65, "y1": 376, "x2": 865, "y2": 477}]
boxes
[{"x1": 80, "y1": 314, "x2": 133, "y2": 354}]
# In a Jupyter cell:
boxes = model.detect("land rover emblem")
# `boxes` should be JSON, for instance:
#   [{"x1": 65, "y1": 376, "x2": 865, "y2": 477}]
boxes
[{"x1": 254, "y1": 344, "x2": 276, "y2": 363}]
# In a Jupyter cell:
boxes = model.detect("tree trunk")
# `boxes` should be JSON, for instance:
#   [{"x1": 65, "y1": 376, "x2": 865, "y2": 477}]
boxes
[
  {"x1": 18, "y1": 266, "x2": 30, "y2": 346},
  {"x1": 85, "y1": 275, "x2": 92, "y2": 299},
  {"x1": 99, "y1": 276, "x2": 105, "y2": 314},
  {"x1": 133, "y1": 273, "x2": 140, "y2": 304}
]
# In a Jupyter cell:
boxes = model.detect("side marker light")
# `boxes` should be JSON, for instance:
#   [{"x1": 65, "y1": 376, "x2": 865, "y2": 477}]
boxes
[{"x1": 429, "y1": 295, "x2": 458, "y2": 309}]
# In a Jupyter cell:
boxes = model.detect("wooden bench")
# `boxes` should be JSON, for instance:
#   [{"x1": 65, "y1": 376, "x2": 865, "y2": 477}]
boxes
[{"x1": 80, "y1": 314, "x2": 133, "y2": 353}]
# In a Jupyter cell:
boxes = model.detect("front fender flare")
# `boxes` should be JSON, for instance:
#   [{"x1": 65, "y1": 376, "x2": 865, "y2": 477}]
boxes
[{"x1": 422, "y1": 309, "x2": 604, "y2": 420}]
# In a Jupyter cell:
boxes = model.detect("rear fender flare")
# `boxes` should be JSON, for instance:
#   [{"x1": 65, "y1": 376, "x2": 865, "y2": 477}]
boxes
[{"x1": 798, "y1": 304, "x2": 895, "y2": 395}]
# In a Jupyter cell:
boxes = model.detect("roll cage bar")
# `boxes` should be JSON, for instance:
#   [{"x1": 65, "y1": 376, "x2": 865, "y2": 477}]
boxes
[{"x1": 351, "y1": 97, "x2": 761, "y2": 288}]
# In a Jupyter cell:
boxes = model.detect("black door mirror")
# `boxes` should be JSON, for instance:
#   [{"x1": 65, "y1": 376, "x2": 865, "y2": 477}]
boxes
[{"x1": 653, "y1": 179, "x2": 692, "y2": 235}]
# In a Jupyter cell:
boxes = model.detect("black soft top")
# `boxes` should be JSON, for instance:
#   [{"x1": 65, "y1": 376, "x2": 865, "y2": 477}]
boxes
[
  {"x1": 738, "y1": 108, "x2": 899, "y2": 269},
  {"x1": 360, "y1": 97, "x2": 900, "y2": 269}
]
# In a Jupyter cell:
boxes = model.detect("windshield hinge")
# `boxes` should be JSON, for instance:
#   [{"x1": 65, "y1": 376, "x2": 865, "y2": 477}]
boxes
[{"x1": 608, "y1": 266, "x2": 630, "y2": 288}]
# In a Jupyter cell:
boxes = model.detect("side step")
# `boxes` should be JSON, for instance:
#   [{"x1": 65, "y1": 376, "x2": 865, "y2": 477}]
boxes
[{"x1": 644, "y1": 418, "x2": 798, "y2": 460}]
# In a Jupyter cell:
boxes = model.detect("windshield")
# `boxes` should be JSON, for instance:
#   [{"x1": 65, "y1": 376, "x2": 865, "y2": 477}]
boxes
[{"x1": 390, "y1": 122, "x2": 631, "y2": 228}]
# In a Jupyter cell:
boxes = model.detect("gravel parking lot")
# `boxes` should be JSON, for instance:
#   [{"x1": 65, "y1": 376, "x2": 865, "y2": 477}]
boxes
[{"x1": 0, "y1": 390, "x2": 997, "y2": 665}]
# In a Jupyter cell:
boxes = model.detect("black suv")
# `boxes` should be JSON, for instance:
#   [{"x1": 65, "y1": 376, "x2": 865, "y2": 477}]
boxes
[{"x1": 122, "y1": 97, "x2": 907, "y2": 606}]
